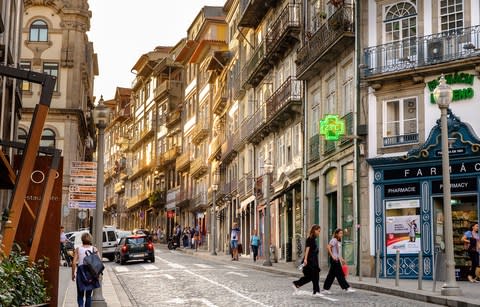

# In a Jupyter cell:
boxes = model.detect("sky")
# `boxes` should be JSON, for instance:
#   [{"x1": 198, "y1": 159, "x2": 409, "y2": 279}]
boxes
[{"x1": 88, "y1": 0, "x2": 226, "y2": 103}]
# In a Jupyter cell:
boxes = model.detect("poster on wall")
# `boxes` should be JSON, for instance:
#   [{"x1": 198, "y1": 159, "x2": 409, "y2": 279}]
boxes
[{"x1": 386, "y1": 215, "x2": 421, "y2": 254}]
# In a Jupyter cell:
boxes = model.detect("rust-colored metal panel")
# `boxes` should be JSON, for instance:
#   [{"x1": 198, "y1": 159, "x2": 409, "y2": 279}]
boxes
[{"x1": 14, "y1": 155, "x2": 63, "y2": 307}]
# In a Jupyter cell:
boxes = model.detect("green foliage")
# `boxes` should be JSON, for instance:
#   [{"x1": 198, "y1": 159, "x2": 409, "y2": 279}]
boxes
[{"x1": 0, "y1": 245, "x2": 49, "y2": 306}]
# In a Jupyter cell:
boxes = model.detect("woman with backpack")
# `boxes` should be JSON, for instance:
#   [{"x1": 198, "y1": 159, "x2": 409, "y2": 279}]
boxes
[{"x1": 72, "y1": 232, "x2": 100, "y2": 307}]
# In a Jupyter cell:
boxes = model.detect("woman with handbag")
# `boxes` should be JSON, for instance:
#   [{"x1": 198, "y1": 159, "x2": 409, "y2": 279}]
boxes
[
  {"x1": 72, "y1": 232, "x2": 100, "y2": 307},
  {"x1": 292, "y1": 224, "x2": 322, "y2": 297},
  {"x1": 322, "y1": 228, "x2": 355, "y2": 294},
  {"x1": 462, "y1": 223, "x2": 479, "y2": 282}
]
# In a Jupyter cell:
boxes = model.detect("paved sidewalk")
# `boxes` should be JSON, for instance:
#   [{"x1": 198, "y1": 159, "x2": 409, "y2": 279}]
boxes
[
  {"x1": 177, "y1": 247, "x2": 480, "y2": 307},
  {"x1": 58, "y1": 265, "x2": 132, "y2": 307}
]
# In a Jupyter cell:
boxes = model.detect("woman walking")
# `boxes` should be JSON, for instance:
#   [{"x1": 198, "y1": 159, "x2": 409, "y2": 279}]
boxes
[
  {"x1": 231, "y1": 223, "x2": 240, "y2": 260},
  {"x1": 72, "y1": 232, "x2": 100, "y2": 307},
  {"x1": 462, "y1": 223, "x2": 479, "y2": 282},
  {"x1": 292, "y1": 224, "x2": 322, "y2": 297},
  {"x1": 250, "y1": 229, "x2": 260, "y2": 262},
  {"x1": 323, "y1": 228, "x2": 355, "y2": 294}
]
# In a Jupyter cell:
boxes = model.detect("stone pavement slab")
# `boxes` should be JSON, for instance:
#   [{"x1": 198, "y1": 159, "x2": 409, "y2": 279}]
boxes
[{"x1": 176, "y1": 247, "x2": 480, "y2": 307}]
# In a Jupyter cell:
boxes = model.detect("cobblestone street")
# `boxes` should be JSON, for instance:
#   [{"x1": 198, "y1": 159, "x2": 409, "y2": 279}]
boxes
[{"x1": 109, "y1": 247, "x2": 441, "y2": 307}]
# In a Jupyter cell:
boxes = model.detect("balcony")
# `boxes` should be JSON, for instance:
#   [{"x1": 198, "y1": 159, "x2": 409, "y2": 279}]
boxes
[
  {"x1": 175, "y1": 151, "x2": 191, "y2": 172},
  {"x1": 246, "y1": 105, "x2": 268, "y2": 144},
  {"x1": 159, "y1": 146, "x2": 181, "y2": 166},
  {"x1": 191, "y1": 120, "x2": 210, "y2": 144},
  {"x1": 232, "y1": 71, "x2": 245, "y2": 100},
  {"x1": 130, "y1": 124, "x2": 155, "y2": 151},
  {"x1": 192, "y1": 192, "x2": 208, "y2": 210},
  {"x1": 126, "y1": 191, "x2": 149, "y2": 209},
  {"x1": 363, "y1": 25, "x2": 480, "y2": 82},
  {"x1": 190, "y1": 156, "x2": 208, "y2": 179},
  {"x1": 149, "y1": 190, "x2": 166, "y2": 207},
  {"x1": 114, "y1": 181, "x2": 125, "y2": 194},
  {"x1": 154, "y1": 80, "x2": 182, "y2": 100},
  {"x1": 130, "y1": 160, "x2": 153, "y2": 180},
  {"x1": 339, "y1": 112, "x2": 354, "y2": 145},
  {"x1": 323, "y1": 140, "x2": 336, "y2": 155},
  {"x1": 243, "y1": 41, "x2": 271, "y2": 88},
  {"x1": 209, "y1": 132, "x2": 225, "y2": 161},
  {"x1": 238, "y1": 0, "x2": 278, "y2": 28},
  {"x1": 213, "y1": 84, "x2": 228, "y2": 115},
  {"x1": 309, "y1": 134, "x2": 320, "y2": 162},
  {"x1": 176, "y1": 189, "x2": 190, "y2": 208},
  {"x1": 265, "y1": 77, "x2": 302, "y2": 126},
  {"x1": 166, "y1": 109, "x2": 181, "y2": 128},
  {"x1": 240, "y1": 116, "x2": 252, "y2": 143},
  {"x1": 266, "y1": 3, "x2": 301, "y2": 62},
  {"x1": 167, "y1": 187, "x2": 179, "y2": 206},
  {"x1": 221, "y1": 135, "x2": 236, "y2": 163},
  {"x1": 383, "y1": 133, "x2": 419, "y2": 147},
  {"x1": 296, "y1": 5, "x2": 354, "y2": 80}
]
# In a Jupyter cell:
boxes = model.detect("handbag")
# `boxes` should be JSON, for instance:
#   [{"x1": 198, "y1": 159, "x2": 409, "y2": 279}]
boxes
[
  {"x1": 77, "y1": 264, "x2": 100, "y2": 291},
  {"x1": 84, "y1": 249, "x2": 105, "y2": 278},
  {"x1": 342, "y1": 263, "x2": 349, "y2": 277},
  {"x1": 238, "y1": 243, "x2": 243, "y2": 254}
]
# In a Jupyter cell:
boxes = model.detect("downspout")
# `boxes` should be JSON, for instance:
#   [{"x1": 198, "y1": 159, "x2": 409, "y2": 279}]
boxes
[
  {"x1": 10, "y1": 0, "x2": 23, "y2": 162},
  {"x1": 354, "y1": 0, "x2": 362, "y2": 279},
  {"x1": 301, "y1": 0, "x2": 309, "y2": 241},
  {"x1": 1, "y1": 0, "x2": 12, "y2": 141}
]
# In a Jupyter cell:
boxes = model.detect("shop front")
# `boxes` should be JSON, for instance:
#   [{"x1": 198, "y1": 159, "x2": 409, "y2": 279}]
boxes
[{"x1": 368, "y1": 112, "x2": 480, "y2": 280}]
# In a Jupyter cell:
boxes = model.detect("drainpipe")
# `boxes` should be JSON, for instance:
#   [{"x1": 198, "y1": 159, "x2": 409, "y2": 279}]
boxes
[
  {"x1": 1, "y1": 0, "x2": 11, "y2": 141},
  {"x1": 301, "y1": 0, "x2": 309, "y2": 240},
  {"x1": 354, "y1": 0, "x2": 362, "y2": 279}
]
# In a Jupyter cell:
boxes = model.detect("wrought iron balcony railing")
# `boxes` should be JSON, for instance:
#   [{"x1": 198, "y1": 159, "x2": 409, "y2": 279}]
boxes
[
  {"x1": 166, "y1": 109, "x2": 181, "y2": 128},
  {"x1": 190, "y1": 156, "x2": 208, "y2": 179},
  {"x1": 243, "y1": 41, "x2": 270, "y2": 87},
  {"x1": 309, "y1": 134, "x2": 320, "y2": 162},
  {"x1": 383, "y1": 133, "x2": 419, "y2": 147},
  {"x1": 266, "y1": 77, "x2": 302, "y2": 122},
  {"x1": 175, "y1": 151, "x2": 191, "y2": 171},
  {"x1": 239, "y1": 0, "x2": 278, "y2": 28},
  {"x1": 266, "y1": 3, "x2": 300, "y2": 59},
  {"x1": 323, "y1": 140, "x2": 336, "y2": 154},
  {"x1": 221, "y1": 134, "x2": 236, "y2": 162},
  {"x1": 296, "y1": 5, "x2": 354, "y2": 79},
  {"x1": 363, "y1": 25, "x2": 480, "y2": 77},
  {"x1": 193, "y1": 191, "x2": 208, "y2": 209},
  {"x1": 191, "y1": 120, "x2": 210, "y2": 144},
  {"x1": 213, "y1": 84, "x2": 228, "y2": 115},
  {"x1": 339, "y1": 112, "x2": 354, "y2": 145}
]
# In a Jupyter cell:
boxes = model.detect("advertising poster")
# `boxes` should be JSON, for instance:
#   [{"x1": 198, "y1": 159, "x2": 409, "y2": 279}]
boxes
[{"x1": 385, "y1": 215, "x2": 421, "y2": 254}]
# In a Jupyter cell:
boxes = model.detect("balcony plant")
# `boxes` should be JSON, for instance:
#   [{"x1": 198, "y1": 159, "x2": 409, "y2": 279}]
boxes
[
  {"x1": 0, "y1": 244, "x2": 50, "y2": 306},
  {"x1": 148, "y1": 190, "x2": 164, "y2": 206}
]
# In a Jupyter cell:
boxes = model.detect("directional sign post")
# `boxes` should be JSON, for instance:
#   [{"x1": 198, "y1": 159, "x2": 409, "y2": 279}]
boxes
[{"x1": 69, "y1": 161, "x2": 97, "y2": 209}]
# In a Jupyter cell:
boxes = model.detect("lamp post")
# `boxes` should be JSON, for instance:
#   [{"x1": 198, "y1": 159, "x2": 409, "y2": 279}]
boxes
[
  {"x1": 92, "y1": 95, "x2": 109, "y2": 306},
  {"x1": 211, "y1": 171, "x2": 219, "y2": 255},
  {"x1": 433, "y1": 75, "x2": 462, "y2": 296},
  {"x1": 263, "y1": 160, "x2": 273, "y2": 266}
]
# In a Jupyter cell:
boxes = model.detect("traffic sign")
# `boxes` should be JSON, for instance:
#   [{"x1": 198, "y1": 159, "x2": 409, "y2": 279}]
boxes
[
  {"x1": 78, "y1": 210, "x2": 87, "y2": 219},
  {"x1": 69, "y1": 185, "x2": 96, "y2": 193},
  {"x1": 69, "y1": 193, "x2": 96, "y2": 202},
  {"x1": 71, "y1": 161, "x2": 97, "y2": 169}
]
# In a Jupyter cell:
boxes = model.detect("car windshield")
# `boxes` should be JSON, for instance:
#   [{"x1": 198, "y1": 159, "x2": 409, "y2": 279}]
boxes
[{"x1": 126, "y1": 237, "x2": 147, "y2": 245}]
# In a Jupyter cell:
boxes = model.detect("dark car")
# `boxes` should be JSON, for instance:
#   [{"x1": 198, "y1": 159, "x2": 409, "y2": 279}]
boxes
[{"x1": 114, "y1": 235, "x2": 155, "y2": 265}]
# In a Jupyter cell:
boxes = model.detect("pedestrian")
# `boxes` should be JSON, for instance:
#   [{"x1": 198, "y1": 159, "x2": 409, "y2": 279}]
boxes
[
  {"x1": 323, "y1": 228, "x2": 355, "y2": 294},
  {"x1": 292, "y1": 224, "x2": 322, "y2": 297},
  {"x1": 156, "y1": 226, "x2": 162, "y2": 244},
  {"x1": 250, "y1": 229, "x2": 260, "y2": 262},
  {"x1": 190, "y1": 226, "x2": 195, "y2": 249},
  {"x1": 193, "y1": 227, "x2": 200, "y2": 251},
  {"x1": 231, "y1": 222, "x2": 240, "y2": 261},
  {"x1": 72, "y1": 232, "x2": 100, "y2": 307},
  {"x1": 462, "y1": 223, "x2": 479, "y2": 282}
]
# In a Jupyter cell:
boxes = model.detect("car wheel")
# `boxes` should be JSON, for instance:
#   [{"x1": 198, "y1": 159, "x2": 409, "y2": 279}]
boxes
[
  {"x1": 120, "y1": 257, "x2": 126, "y2": 265},
  {"x1": 150, "y1": 256, "x2": 155, "y2": 263}
]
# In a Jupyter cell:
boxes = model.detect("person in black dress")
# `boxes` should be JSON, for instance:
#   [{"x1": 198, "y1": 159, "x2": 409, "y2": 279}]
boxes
[{"x1": 292, "y1": 224, "x2": 322, "y2": 297}]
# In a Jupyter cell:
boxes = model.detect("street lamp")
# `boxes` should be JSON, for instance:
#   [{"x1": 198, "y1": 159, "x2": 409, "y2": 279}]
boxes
[
  {"x1": 92, "y1": 95, "x2": 110, "y2": 306},
  {"x1": 211, "y1": 170, "x2": 219, "y2": 256},
  {"x1": 433, "y1": 75, "x2": 462, "y2": 296},
  {"x1": 263, "y1": 160, "x2": 273, "y2": 266}
]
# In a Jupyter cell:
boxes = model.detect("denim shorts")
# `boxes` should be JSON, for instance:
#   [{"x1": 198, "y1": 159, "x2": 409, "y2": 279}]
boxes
[{"x1": 231, "y1": 240, "x2": 238, "y2": 249}]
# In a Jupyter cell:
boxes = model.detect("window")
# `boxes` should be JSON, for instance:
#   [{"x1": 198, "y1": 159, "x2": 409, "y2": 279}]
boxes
[
  {"x1": 383, "y1": 97, "x2": 418, "y2": 146},
  {"x1": 20, "y1": 61, "x2": 32, "y2": 92},
  {"x1": 286, "y1": 129, "x2": 292, "y2": 163},
  {"x1": 384, "y1": 2, "x2": 417, "y2": 61},
  {"x1": 325, "y1": 77, "x2": 336, "y2": 115},
  {"x1": 440, "y1": 0, "x2": 463, "y2": 32},
  {"x1": 43, "y1": 62, "x2": 59, "y2": 91},
  {"x1": 18, "y1": 128, "x2": 28, "y2": 143},
  {"x1": 342, "y1": 62, "x2": 353, "y2": 115},
  {"x1": 309, "y1": 0, "x2": 322, "y2": 33},
  {"x1": 29, "y1": 20, "x2": 48, "y2": 42},
  {"x1": 40, "y1": 128, "x2": 56, "y2": 148},
  {"x1": 311, "y1": 90, "x2": 320, "y2": 137}
]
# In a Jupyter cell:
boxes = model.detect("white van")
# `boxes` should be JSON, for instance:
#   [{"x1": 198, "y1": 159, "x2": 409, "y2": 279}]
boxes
[{"x1": 69, "y1": 226, "x2": 118, "y2": 261}]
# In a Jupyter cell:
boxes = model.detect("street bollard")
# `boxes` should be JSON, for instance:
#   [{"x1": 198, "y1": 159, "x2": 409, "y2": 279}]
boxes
[
  {"x1": 375, "y1": 248, "x2": 380, "y2": 284},
  {"x1": 418, "y1": 251, "x2": 423, "y2": 290},
  {"x1": 395, "y1": 249, "x2": 400, "y2": 287},
  {"x1": 432, "y1": 249, "x2": 437, "y2": 292}
]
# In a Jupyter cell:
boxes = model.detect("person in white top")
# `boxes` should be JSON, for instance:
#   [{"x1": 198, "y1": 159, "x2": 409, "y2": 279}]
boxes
[{"x1": 72, "y1": 232, "x2": 97, "y2": 307}]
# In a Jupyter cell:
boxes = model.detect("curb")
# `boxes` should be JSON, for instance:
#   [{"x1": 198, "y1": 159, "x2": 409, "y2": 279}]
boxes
[{"x1": 176, "y1": 248, "x2": 479, "y2": 307}]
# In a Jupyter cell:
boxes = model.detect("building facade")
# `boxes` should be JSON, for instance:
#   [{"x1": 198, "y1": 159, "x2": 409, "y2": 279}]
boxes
[{"x1": 20, "y1": 0, "x2": 97, "y2": 231}]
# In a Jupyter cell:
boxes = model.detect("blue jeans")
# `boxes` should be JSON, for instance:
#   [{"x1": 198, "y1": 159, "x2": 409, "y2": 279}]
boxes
[{"x1": 76, "y1": 278, "x2": 93, "y2": 307}]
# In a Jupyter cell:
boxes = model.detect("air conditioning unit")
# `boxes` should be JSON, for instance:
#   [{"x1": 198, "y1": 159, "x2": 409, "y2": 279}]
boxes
[{"x1": 427, "y1": 40, "x2": 443, "y2": 62}]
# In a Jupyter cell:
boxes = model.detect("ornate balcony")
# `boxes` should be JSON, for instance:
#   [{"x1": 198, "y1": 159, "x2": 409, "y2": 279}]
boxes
[
  {"x1": 309, "y1": 134, "x2": 320, "y2": 163},
  {"x1": 176, "y1": 189, "x2": 190, "y2": 208},
  {"x1": 192, "y1": 192, "x2": 208, "y2": 210},
  {"x1": 232, "y1": 70, "x2": 245, "y2": 100},
  {"x1": 296, "y1": 5, "x2": 354, "y2": 80},
  {"x1": 130, "y1": 123, "x2": 155, "y2": 151},
  {"x1": 190, "y1": 156, "x2": 208, "y2": 179},
  {"x1": 213, "y1": 84, "x2": 228, "y2": 116},
  {"x1": 175, "y1": 151, "x2": 191, "y2": 172},
  {"x1": 265, "y1": 77, "x2": 302, "y2": 127},
  {"x1": 243, "y1": 41, "x2": 271, "y2": 88},
  {"x1": 339, "y1": 112, "x2": 354, "y2": 145},
  {"x1": 238, "y1": 0, "x2": 278, "y2": 28},
  {"x1": 126, "y1": 191, "x2": 149, "y2": 209},
  {"x1": 363, "y1": 25, "x2": 480, "y2": 82},
  {"x1": 166, "y1": 109, "x2": 181, "y2": 128},
  {"x1": 266, "y1": 3, "x2": 301, "y2": 62},
  {"x1": 149, "y1": 190, "x2": 166, "y2": 208},
  {"x1": 209, "y1": 132, "x2": 225, "y2": 161},
  {"x1": 159, "y1": 146, "x2": 180, "y2": 166},
  {"x1": 246, "y1": 105, "x2": 268, "y2": 144},
  {"x1": 383, "y1": 133, "x2": 419, "y2": 147},
  {"x1": 130, "y1": 160, "x2": 153, "y2": 180},
  {"x1": 191, "y1": 120, "x2": 210, "y2": 144},
  {"x1": 221, "y1": 135, "x2": 236, "y2": 163},
  {"x1": 166, "y1": 187, "x2": 179, "y2": 206},
  {"x1": 154, "y1": 80, "x2": 182, "y2": 100}
]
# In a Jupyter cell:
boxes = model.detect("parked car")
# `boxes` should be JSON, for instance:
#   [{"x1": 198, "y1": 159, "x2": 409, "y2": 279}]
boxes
[
  {"x1": 114, "y1": 234, "x2": 155, "y2": 265},
  {"x1": 115, "y1": 229, "x2": 133, "y2": 244},
  {"x1": 70, "y1": 226, "x2": 118, "y2": 261}
]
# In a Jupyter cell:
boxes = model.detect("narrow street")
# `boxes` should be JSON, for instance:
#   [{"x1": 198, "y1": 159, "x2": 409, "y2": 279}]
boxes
[{"x1": 108, "y1": 247, "x2": 441, "y2": 307}]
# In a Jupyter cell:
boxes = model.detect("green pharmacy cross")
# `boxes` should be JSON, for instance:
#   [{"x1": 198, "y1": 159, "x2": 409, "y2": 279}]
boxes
[{"x1": 319, "y1": 114, "x2": 346, "y2": 141}]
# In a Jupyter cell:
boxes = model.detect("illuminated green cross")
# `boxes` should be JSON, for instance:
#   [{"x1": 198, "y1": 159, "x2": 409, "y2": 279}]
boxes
[{"x1": 319, "y1": 114, "x2": 346, "y2": 141}]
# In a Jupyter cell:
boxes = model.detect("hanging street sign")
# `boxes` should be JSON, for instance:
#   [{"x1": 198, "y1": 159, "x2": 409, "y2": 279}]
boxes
[
  {"x1": 68, "y1": 201, "x2": 96, "y2": 209},
  {"x1": 319, "y1": 114, "x2": 346, "y2": 141}
]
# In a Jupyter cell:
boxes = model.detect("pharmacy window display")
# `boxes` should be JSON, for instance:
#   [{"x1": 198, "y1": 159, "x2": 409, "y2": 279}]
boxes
[{"x1": 385, "y1": 200, "x2": 421, "y2": 254}]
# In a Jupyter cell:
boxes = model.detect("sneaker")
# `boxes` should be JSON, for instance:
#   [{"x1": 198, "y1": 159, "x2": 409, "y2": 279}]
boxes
[
  {"x1": 345, "y1": 288, "x2": 356, "y2": 293},
  {"x1": 292, "y1": 285, "x2": 299, "y2": 295},
  {"x1": 312, "y1": 292, "x2": 324, "y2": 297},
  {"x1": 322, "y1": 289, "x2": 332, "y2": 295}
]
